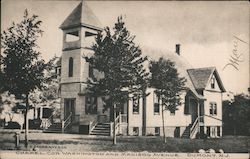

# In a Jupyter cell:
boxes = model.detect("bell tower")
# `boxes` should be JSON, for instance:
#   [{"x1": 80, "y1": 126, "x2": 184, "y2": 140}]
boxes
[{"x1": 59, "y1": 2, "x2": 102, "y2": 121}]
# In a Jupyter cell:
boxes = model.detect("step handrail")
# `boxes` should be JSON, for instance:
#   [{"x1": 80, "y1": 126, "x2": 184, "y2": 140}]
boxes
[
  {"x1": 190, "y1": 116, "x2": 199, "y2": 138},
  {"x1": 47, "y1": 113, "x2": 54, "y2": 125},
  {"x1": 62, "y1": 112, "x2": 72, "y2": 132},
  {"x1": 110, "y1": 113, "x2": 121, "y2": 136},
  {"x1": 89, "y1": 118, "x2": 98, "y2": 133}
]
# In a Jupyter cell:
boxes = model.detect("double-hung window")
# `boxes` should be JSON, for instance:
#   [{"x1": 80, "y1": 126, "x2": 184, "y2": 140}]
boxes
[
  {"x1": 209, "y1": 102, "x2": 217, "y2": 115},
  {"x1": 133, "y1": 97, "x2": 139, "y2": 114},
  {"x1": 153, "y1": 92, "x2": 160, "y2": 115}
]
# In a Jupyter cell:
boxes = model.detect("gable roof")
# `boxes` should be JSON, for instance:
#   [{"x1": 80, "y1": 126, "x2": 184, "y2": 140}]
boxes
[
  {"x1": 142, "y1": 47, "x2": 205, "y2": 99},
  {"x1": 60, "y1": 2, "x2": 102, "y2": 30},
  {"x1": 187, "y1": 67, "x2": 226, "y2": 92}
]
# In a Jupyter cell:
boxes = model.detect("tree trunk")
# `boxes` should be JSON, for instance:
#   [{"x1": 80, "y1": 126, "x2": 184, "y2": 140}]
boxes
[
  {"x1": 113, "y1": 103, "x2": 116, "y2": 145},
  {"x1": 142, "y1": 91, "x2": 146, "y2": 136},
  {"x1": 160, "y1": 96, "x2": 166, "y2": 143},
  {"x1": 161, "y1": 104, "x2": 166, "y2": 143},
  {"x1": 24, "y1": 93, "x2": 29, "y2": 148}
]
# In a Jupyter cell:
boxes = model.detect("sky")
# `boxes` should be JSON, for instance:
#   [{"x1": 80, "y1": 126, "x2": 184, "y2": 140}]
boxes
[{"x1": 1, "y1": 0, "x2": 249, "y2": 94}]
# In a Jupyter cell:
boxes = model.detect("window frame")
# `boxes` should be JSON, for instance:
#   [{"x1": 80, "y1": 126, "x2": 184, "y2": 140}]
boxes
[
  {"x1": 170, "y1": 109, "x2": 176, "y2": 116},
  {"x1": 68, "y1": 57, "x2": 74, "y2": 77},
  {"x1": 132, "y1": 97, "x2": 140, "y2": 114},
  {"x1": 209, "y1": 102, "x2": 217, "y2": 116},
  {"x1": 133, "y1": 127, "x2": 139, "y2": 136},
  {"x1": 217, "y1": 126, "x2": 221, "y2": 137},
  {"x1": 211, "y1": 127, "x2": 216, "y2": 137},
  {"x1": 88, "y1": 64, "x2": 94, "y2": 79},
  {"x1": 155, "y1": 127, "x2": 160, "y2": 136},
  {"x1": 85, "y1": 96, "x2": 98, "y2": 115},
  {"x1": 153, "y1": 92, "x2": 160, "y2": 115},
  {"x1": 206, "y1": 126, "x2": 211, "y2": 137},
  {"x1": 211, "y1": 76, "x2": 215, "y2": 89}
]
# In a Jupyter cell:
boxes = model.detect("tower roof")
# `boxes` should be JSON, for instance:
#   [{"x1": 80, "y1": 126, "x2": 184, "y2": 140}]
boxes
[{"x1": 60, "y1": 2, "x2": 102, "y2": 30}]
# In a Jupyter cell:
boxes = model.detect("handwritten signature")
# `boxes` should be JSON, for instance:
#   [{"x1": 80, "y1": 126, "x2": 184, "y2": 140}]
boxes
[{"x1": 223, "y1": 36, "x2": 248, "y2": 71}]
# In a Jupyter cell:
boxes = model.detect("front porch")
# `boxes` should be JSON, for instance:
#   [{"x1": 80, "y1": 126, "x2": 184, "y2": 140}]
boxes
[
  {"x1": 186, "y1": 96, "x2": 222, "y2": 139},
  {"x1": 43, "y1": 111, "x2": 128, "y2": 136}
]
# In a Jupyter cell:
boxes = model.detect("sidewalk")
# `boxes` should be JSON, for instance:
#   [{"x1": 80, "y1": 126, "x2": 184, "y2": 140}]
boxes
[{"x1": 0, "y1": 131, "x2": 249, "y2": 153}]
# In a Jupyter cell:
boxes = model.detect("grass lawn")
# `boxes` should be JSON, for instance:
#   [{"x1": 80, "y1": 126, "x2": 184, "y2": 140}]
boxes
[{"x1": 0, "y1": 132, "x2": 249, "y2": 153}]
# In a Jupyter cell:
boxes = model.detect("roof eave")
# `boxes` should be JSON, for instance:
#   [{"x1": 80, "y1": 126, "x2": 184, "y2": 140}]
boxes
[{"x1": 60, "y1": 23, "x2": 103, "y2": 31}]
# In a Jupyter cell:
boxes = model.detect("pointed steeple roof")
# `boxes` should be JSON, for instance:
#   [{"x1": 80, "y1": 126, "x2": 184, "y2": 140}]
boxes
[{"x1": 60, "y1": 2, "x2": 102, "y2": 30}]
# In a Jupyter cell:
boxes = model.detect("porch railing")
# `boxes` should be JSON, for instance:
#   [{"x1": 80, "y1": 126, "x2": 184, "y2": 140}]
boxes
[
  {"x1": 62, "y1": 112, "x2": 72, "y2": 133},
  {"x1": 204, "y1": 114, "x2": 222, "y2": 121},
  {"x1": 41, "y1": 113, "x2": 53, "y2": 130},
  {"x1": 110, "y1": 113, "x2": 125, "y2": 136}
]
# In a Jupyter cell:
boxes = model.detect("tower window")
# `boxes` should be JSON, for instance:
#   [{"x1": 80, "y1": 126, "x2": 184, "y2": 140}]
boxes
[
  {"x1": 66, "y1": 31, "x2": 79, "y2": 42},
  {"x1": 68, "y1": 57, "x2": 73, "y2": 77}
]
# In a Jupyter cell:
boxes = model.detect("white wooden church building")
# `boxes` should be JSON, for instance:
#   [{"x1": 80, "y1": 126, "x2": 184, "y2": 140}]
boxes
[{"x1": 49, "y1": 2, "x2": 226, "y2": 138}]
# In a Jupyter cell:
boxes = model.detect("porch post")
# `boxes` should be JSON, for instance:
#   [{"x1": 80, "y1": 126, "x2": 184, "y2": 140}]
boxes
[
  {"x1": 61, "y1": 120, "x2": 64, "y2": 133},
  {"x1": 40, "y1": 107, "x2": 43, "y2": 119},
  {"x1": 197, "y1": 101, "x2": 200, "y2": 137},
  {"x1": 127, "y1": 99, "x2": 129, "y2": 135},
  {"x1": 119, "y1": 111, "x2": 121, "y2": 134}
]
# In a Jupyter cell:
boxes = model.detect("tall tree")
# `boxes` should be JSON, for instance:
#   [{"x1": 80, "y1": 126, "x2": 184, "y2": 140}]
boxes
[
  {"x1": 0, "y1": 60, "x2": 60, "y2": 129},
  {"x1": 85, "y1": 16, "x2": 148, "y2": 145},
  {"x1": 149, "y1": 57, "x2": 186, "y2": 143},
  {"x1": 223, "y1": 94, "x2": 250, "y2": 136},
  {"x1": 1, "y1": 9, "x2": 54, "y2": 148}
]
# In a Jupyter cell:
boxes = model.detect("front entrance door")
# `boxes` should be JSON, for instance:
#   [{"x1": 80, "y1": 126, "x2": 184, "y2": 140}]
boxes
[
  {"x1": 110, "y1": 102, "x2": 126, "y2": 122},
  {"x1": 190, "y1": 98, "x2": 198, "y2": 123},
  {"x1": 64, "y1": 99, "x2": 75, "y2": 120}
]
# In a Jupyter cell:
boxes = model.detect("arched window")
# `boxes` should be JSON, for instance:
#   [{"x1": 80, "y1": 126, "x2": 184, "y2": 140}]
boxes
[{"x1": 68, "y1": 57, "x2": 73, "y2": 77}]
